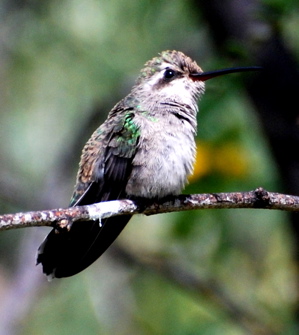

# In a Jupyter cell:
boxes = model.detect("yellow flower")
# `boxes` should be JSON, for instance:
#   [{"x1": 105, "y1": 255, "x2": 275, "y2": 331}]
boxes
[{"x1": 189, "y1": 141, "x2": 249, "y2": 182}]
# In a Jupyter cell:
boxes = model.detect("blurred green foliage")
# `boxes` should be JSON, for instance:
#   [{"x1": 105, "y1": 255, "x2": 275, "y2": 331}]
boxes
[{"x1": 0, "y1": 0, "x2": 298, "y2": 334}]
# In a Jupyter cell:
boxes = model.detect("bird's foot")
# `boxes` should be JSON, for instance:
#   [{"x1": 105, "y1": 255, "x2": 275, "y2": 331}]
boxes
[{"x1": 54, "y1": 218, "x2": 73, "y2": 234}]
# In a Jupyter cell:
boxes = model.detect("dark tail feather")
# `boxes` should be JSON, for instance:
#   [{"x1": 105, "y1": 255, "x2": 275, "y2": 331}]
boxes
[{"x1": 37, "y1": 215, "x2": 131, "y2": 278}]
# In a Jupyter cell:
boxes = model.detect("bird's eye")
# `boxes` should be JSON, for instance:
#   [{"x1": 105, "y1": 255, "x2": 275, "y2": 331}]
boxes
[{"x1": 163, "y1": 68, "x2": 176, "y2": 79}]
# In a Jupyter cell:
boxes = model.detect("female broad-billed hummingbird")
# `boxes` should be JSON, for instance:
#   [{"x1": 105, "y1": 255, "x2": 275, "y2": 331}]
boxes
[{"x1": 37, "y1": 50, "x2": 260, "y2": 278}]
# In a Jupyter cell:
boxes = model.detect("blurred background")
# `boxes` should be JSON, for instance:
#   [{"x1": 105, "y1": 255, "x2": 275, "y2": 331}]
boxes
[{"x1": 0, "y1": 0, "x2": 298, "y2": 334}]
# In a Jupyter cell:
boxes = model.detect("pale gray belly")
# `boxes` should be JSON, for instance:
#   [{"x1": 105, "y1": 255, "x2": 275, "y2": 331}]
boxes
[{"x1": 125, "y1": 124, "x2": 196, "y2": 198}]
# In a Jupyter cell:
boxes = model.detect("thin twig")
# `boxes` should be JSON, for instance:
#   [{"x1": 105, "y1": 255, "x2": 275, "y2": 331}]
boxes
[{"x1": 0, "y1": 187, "x2": 298, "y2": 231}]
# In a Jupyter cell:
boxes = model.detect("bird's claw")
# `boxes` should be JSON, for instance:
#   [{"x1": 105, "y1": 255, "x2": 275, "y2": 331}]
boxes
[{"x1": 54, "y1": 219, "x2": 73, "y2": 234}]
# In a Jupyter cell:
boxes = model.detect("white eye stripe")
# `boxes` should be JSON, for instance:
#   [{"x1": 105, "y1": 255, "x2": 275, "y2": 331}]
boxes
[
  {"x1": 142, "y1": 62, "x2": 205, "y2": 108},
  {"x1": 145, "y1": 71, "x2": 165, "y2": 86},
  {"x1": 146, "y1": 66, "x2": 177, "y2": 86}
]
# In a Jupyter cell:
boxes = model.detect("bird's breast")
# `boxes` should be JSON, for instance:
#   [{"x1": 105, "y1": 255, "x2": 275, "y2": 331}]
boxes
[{"x1": 125, "y1": 112, "x2": 196, "y2": 198}]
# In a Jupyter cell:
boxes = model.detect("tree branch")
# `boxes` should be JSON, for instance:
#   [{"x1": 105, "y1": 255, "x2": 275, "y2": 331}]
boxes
[{"x1": 0, "y1": 187, "x2": 298, "y2": 231}]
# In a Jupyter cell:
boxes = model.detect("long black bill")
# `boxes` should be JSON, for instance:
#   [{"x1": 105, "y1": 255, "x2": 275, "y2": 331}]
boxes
[{"x1": 190, "y1": 66, "x2": 262, "y2": 81}]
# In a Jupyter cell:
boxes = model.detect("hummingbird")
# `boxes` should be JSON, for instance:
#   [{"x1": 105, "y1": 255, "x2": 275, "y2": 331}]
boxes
[{"x1": 37, "y1": 50, "x2": 260, "y2": 278}]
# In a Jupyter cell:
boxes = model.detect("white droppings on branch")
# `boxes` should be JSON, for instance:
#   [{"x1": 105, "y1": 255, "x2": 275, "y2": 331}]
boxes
[{"x1": 1, "y1": 188, "x2": 299, "y2": 231}]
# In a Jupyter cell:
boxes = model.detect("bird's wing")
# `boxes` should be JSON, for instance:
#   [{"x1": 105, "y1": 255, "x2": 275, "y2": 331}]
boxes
[
  {"x1": 37, "y1": 109, "x2": 140, "y2": 278},
  {"x1": 70, "y1": 108, "x2": 140, "y2": 205}
]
